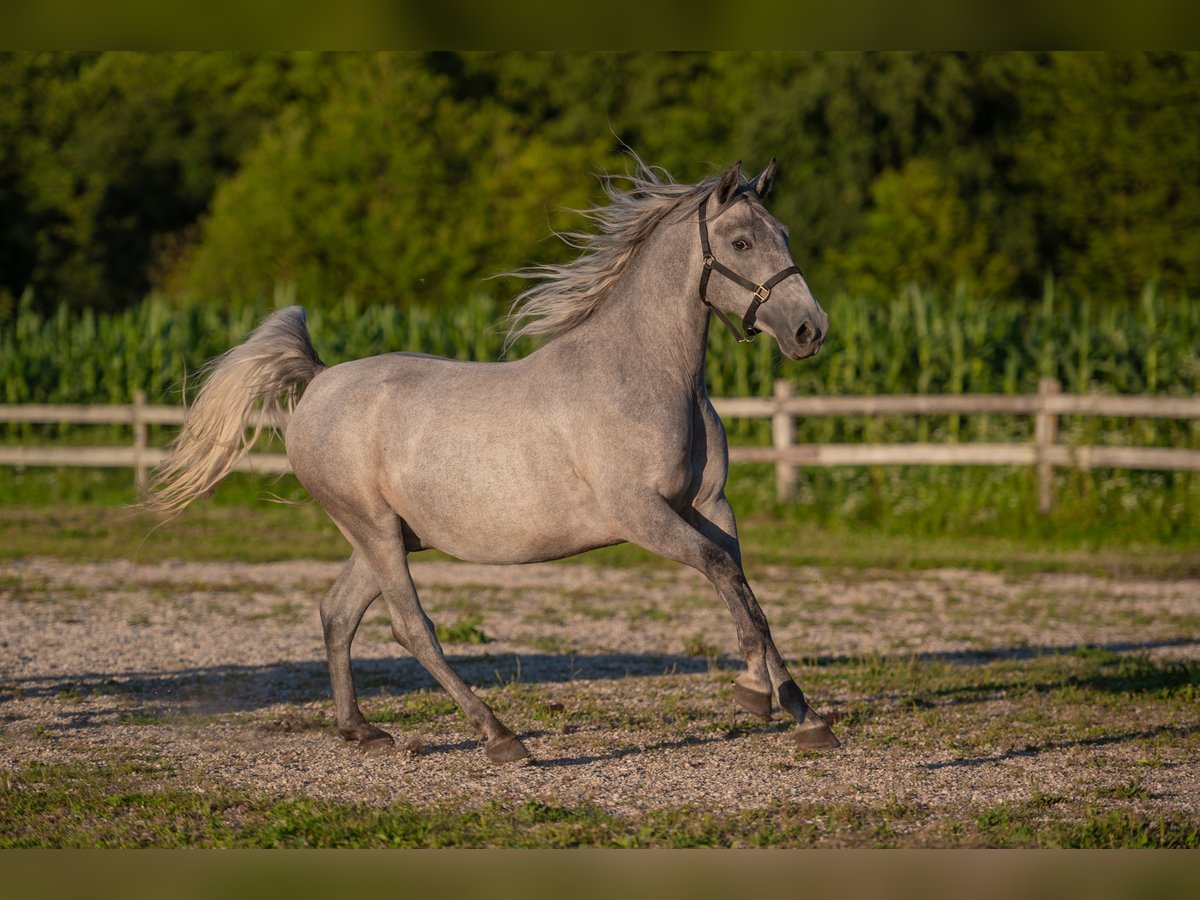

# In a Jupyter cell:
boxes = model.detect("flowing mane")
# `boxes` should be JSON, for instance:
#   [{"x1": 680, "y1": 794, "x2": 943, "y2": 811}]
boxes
[{"x1": 503, "y1": 159, "x2": 722, "y2": 350}]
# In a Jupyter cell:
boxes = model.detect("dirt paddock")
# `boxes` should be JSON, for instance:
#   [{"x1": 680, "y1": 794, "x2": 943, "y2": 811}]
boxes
[{"x1": 1, "y1": 555, "x2": 1197, "y2": 845}]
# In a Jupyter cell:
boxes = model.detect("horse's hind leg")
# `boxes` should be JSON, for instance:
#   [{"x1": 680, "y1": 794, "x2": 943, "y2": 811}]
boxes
[
  {"x1": 355, "y1": 532, "x2": 531, "y2": 765},
  {"x1": 320, "y1": 553, "x2": 392, "y2": 751}
]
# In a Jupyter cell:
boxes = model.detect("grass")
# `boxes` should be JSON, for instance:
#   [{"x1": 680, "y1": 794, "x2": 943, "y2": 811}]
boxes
[
  {"x1": 434, "y1": 615, "x2": 492, "y2": 645},
  {"x1": 366, "y1": 691, "x2": 459, "y2": 726},
  {"x1": 2, "y1": 757, "x2": 1195, "y2": 849},
  {"x1": 1, "y1": 467, "x2": 1197, "y2": 577}
]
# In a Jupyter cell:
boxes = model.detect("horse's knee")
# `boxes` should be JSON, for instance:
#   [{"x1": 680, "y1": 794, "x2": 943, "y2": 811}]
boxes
[{"x1": 699, "y1": 542, "x2": 740, "y2": 584}]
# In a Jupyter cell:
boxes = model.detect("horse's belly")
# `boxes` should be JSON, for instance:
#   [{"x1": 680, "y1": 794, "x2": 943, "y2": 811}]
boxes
[{"x1": 381, "y1": 444, "x2": 616, "y2": 564}]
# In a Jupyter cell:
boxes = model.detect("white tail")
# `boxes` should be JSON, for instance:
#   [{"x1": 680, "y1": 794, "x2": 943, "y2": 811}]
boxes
[{"x1": 143, "y1": 306, "x2": 324, "y2": 513}]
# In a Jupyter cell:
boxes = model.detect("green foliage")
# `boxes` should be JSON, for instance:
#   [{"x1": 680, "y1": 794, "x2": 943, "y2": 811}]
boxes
[
  {"x1": 827, "y1": 158, "x2": 1017, "y2": 297},
  {"x1": 3, "y1": 52, "x2": 1200, "y2": 314},
  {"x1": 180, "y1": 54, "x2": 607, "y2": 307},
  {"x1": 1013, "y1": 52, "x2": 1200, "y2": 300},
  {"x1": 434, "y1": 615, "x2": 493, "y2": 645},
  {"x1": 5, "y1": 285, "x2": 1196, "y2": 411},
  {"x1": 0, "y1": 52, "x2": 341, "y2": 313}
]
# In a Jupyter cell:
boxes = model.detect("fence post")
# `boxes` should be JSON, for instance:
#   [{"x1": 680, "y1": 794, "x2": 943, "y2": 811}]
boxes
[
  {"x1": 1035, "y1": 377, "x2": 1060, "y2": 515},
  {"x1": 132, "y1": 390, "x2": 147, "y2": 493},
  {"x1": 772, "y1": 379, "x2": 796, "y2": 501}
]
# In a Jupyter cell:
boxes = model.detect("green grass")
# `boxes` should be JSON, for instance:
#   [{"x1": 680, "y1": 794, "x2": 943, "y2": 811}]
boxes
[
  {"x1": 3, "y1": 758, "x2": 1195, "y2": 848},
  {"x1": 365, "y1": 691, "x2": 459, "y2": 726},
  {"x1": 1, "y1": 466, "x2": 1197, "y2": 576},
  {"x1": 434, "y1": 615, "x2": 492, "y2": 645}
]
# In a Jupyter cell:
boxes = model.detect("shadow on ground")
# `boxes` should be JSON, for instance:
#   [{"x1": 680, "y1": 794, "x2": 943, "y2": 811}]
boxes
[
  {"x1": 6, "y1": 635, "x2": 1196, "y2": 735},
  {"x1": 6, "y1": 651, "x2": 715, "y2": 722}
]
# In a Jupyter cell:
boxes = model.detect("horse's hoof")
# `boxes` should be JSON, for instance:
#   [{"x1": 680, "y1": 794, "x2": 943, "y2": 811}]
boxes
[
  {"x1": 793, "y1": 722, "x2": 841, "y2": 750},
  {"x1": 338, "y1": 723, "x2": 394, "y2": 750},
  {"x1": 733, "y1": 682, "x2": 773, "y2": 720},
  {"x1": 485, "y1": 733, "x2": 531, "y2": 765}
]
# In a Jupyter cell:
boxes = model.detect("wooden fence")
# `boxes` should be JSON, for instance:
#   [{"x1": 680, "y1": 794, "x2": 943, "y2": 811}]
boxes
[{"x1": 2, "y1": 378, "x2": 1199, "y2": 513}]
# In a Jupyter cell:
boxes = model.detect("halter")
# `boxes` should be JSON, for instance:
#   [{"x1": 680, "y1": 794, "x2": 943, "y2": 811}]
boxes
[{"x1": 698, "y1": 193, "x2": 804, "y2": 343}]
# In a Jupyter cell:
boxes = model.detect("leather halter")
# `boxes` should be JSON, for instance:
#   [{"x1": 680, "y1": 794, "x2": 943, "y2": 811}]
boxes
[{"x1": 698, "y1": 193, "x2": 803, "y2": 343}]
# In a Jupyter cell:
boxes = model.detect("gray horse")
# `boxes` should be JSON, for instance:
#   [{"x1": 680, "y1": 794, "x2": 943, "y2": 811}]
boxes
[{"x1": 146, "y1": 157, "x2": 837, "y2": 763}]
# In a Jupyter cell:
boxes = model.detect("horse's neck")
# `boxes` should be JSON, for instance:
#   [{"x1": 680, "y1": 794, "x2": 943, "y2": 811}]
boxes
[{"x1": 568, "y1": 223, "x2": 711, "y2": 393}]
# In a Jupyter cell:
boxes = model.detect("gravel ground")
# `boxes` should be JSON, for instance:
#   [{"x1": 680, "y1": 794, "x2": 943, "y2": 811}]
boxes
[{"x1": 1, "y1": 555, "x2": 1197, "y2": 828}]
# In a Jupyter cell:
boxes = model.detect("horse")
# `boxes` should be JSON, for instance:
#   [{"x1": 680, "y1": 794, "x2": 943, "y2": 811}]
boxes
[{"x1": 145, "y1": 157, "x2": 836, "y2": 764}]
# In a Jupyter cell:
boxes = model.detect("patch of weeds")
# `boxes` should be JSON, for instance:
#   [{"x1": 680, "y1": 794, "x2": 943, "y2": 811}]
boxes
[
  {"x1": 628, "y1": 605, "x2": 671, "y2": 623},
  {"x1": 573, "y1": 605, "x2": 616, "y2": 621},
  {"x1": 128, "y1": 612, "x2": 150, "y2": 626},
  {"x1": 528, "y1": 635, "x2": 572, "y2": 654},
  {"x1": 1096, "y1": 778, "x2": 1151, "y2": 801},
  {"x1": 245, "y1": 602, "x2": 304, "y2": 624},
  {"x1": 973, "y1": 801, "x2": 1200, "y2": 848},
  {"x1": 492, "y1": 684, "x2": 566, "y2": 725},
  {"x1": 366, "y1": 691, "x2": 458, "y2": 726},
  {"x1": 1027, "y1": 784, "x2": 1065, "y2": 808},
  {"x1": 1072, "y1": 645, "x2": 1122, "y2": 664},
  {"x1": 1054, "y1": 810, "x2": 1200, "y2": 849},
  {"x1": 53, "y1": 684, "x2": 83, "y2": 705},
  {"x1": 684, "y1": 635, "x2": 721, "y2": 660},
  {"x1": 974, "y1": 805, "x2": 1038, "y2": 845},
  {"x1": 435, "y1": 615, "x2": 492, "y2": 645}
]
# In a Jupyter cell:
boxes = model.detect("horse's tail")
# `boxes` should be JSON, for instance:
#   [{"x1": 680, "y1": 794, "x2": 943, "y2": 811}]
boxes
[{"x1": 142, "y1": 306, "x2": 325, "y2": 514}]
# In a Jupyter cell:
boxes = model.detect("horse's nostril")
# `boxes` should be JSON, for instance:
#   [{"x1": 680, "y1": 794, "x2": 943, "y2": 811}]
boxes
[{"x1": 797, "y1": 321, "x2": 823, "y2": 346}]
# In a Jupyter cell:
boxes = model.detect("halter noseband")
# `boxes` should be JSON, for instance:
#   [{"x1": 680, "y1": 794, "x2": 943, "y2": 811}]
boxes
[{"x1": 698, "y1": 193, "x2": 803, "y2": 343}]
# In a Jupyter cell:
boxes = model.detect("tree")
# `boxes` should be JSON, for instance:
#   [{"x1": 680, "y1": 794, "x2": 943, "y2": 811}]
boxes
[
  {"x1": 1014, "y1": 52, "x2": 1200, "y2": 298},
  {"x1": 176, "y1": 54, "x2": 609, "y2": 306},
  {"x1": 0, "y1": 51, "x2": 337, "y2": 312},
  {"x1": 826, "y1": 157, "x2": 1017, "y2": 298}
]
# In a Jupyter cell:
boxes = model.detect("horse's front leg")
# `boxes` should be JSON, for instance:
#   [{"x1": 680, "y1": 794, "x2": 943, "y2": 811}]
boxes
[
  {"x1": 617, "y1": 494, "x2": 839, "y2": 749},
  {"x1": 686, "y1": 497, "x2": 776, "y2": 721}
]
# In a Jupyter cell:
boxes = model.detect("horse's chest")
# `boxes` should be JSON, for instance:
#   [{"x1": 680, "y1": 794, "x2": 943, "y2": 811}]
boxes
[{"x1": 643, "y1": 408, "x2": 705, "y2": 503}]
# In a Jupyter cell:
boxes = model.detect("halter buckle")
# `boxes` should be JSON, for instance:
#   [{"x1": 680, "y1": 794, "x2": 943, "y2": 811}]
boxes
[
  {"x1": 752, "y1": 284, "x2": 771, "y2": 303},
  {"x1": 703, "y1": 255, "x2": 715, "y2": 269}
]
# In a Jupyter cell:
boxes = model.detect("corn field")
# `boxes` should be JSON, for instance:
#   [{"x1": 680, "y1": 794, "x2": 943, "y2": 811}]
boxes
[{"x1": 4, "y1": 283, "x2": 1199, "y2": 440}]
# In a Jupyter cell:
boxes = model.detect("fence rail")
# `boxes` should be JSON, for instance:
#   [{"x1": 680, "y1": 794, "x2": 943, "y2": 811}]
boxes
[{"x1": 2, "y1": 379, "x2": 1198, "y2": 513}]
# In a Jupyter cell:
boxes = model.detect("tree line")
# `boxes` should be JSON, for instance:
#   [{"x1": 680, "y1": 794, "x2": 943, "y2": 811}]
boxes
[{"x1": 2, "y1": 51, "x2": 1198, "y2": 317}]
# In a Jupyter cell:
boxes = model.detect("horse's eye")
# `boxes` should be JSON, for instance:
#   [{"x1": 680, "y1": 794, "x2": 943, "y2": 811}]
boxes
[{"x1": 732, "y1": 239, "x2": 751, "y2": 252}]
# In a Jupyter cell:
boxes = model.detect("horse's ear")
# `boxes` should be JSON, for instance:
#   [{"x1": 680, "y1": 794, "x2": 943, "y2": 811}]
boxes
[
  {"x1": 752, "y1": 158, "x2": 778, "y2": 198},
  {"x1": 715, "y1": 160, "x2": 742, "y2": 205}
]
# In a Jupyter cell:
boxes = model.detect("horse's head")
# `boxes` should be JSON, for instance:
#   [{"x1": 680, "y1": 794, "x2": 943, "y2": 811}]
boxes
[{"x1": 699, "y1": 160, "x2": 827, "y2": 360}]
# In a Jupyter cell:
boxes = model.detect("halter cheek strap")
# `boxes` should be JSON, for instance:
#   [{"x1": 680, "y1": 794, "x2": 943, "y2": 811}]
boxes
[{"x1": 698, "y1": 194, "x2": 803, "y2": 343}]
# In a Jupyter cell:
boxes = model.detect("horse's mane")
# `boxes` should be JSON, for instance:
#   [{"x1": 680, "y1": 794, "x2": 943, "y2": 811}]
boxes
[{"x1": 503, "y1": 156, "x2": 721, "y2": 351}]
